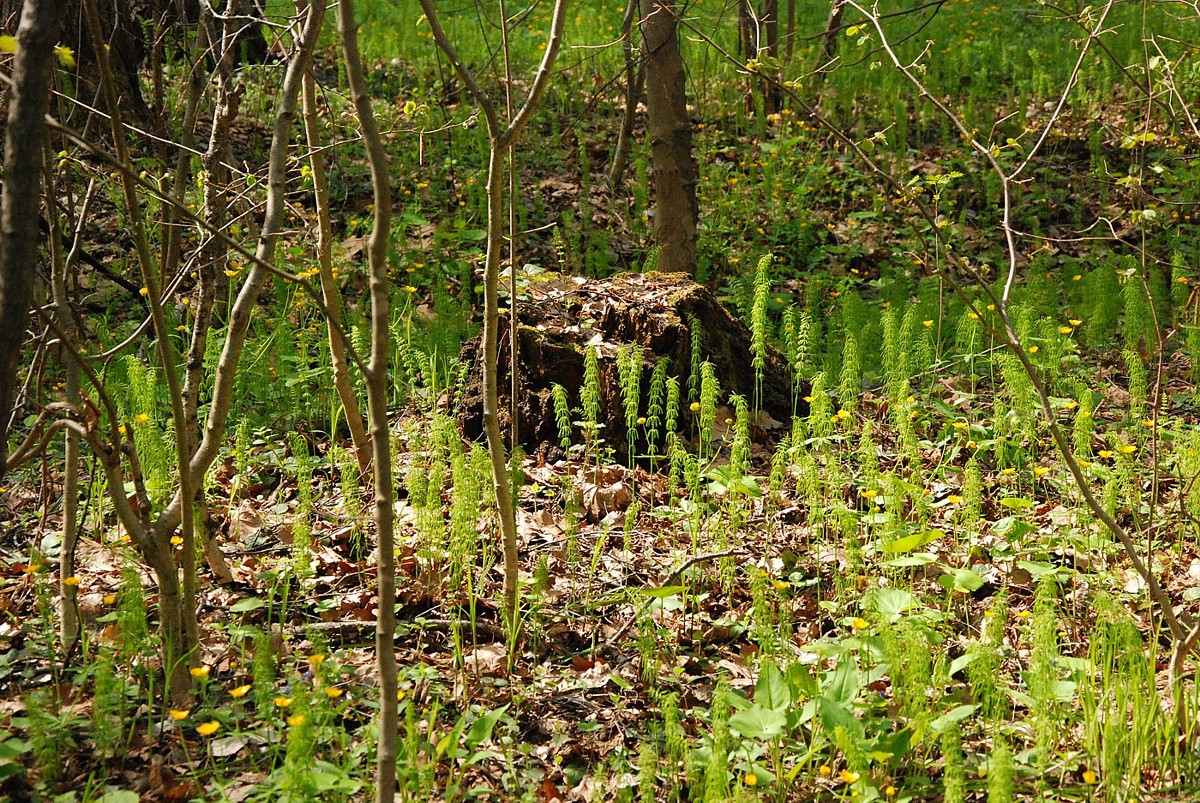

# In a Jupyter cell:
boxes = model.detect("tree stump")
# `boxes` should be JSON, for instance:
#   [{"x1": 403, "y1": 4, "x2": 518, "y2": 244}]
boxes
[{"x1": 458, "y1": 272, "x2": 802, "y2": 457}]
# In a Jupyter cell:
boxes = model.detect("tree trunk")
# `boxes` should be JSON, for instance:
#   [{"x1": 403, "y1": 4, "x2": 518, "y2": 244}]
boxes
[
  {"x1": 762, "y1": 0, "x2": 781, "y2": 114},
  {"x1": 0, "y1": 0, "x2": 68, "y2": 479},
  {"x1": 640, "y1": 0, "x2": 698, "y2": 275}
]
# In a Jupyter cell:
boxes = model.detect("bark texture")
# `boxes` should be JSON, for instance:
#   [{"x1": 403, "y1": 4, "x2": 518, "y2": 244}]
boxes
[
  {"x1": 640, "y1": 0, "x2": 698, "y2": 275},
  {"x1": 0, "y1": 0, "x2": 68, "y2": 477}
]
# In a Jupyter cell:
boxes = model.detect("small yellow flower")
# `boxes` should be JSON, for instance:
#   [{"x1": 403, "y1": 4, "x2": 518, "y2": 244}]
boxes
[
  {"x1": 62, "y1": 576, "x2": 81, "y2": 587},
  {"x1": 1176, "y1": 277, "x2": 1189, "y2": 286},
  {"x1": 690, "y1": 401, "x2": 701, "y2": 412},
  {"x1": 1118, "y1": 444, "x2": 1136, "y2": 454},
  {"x1": 168, "y1": 709, "x2": 190, "y2": 721},
  {"x1": 987, "y1": 304, "x2": 996, "y2": 311},
  {"x1": 54, "y1": 45, "x2": 75, "y2": 68},
  {"x1": 397, "y1": 689, "x2": 407, "y2": 702},
  {"x1": 1014, "y1": 610, "x2": 1030, "y2": 619},
  {"x1": 1065, "y1": 401, "x2": 1078, "y2": 410},
  {"x1": 324, "y1": 686, "x2": 344, "y2": 698},
  {"x1": 636, "y1": 417, "x2": 646, "y2": 425},
  {"x1": 947, "y1": 494, "x2": 963, "y2": 504},
  {"x1": 1072, "y1": 274, "x2": 1082, "y2": 281},
  {"x1": 103, "y1": 594, "x2": 117, "y2": 605},
  {"x1": 1079, "y1": 460, "x2": 1093, "y2": 468},
  {"x1": 906, "y1": 395, "x2": 916, "y2": 404},
  {"x1": 1098, "y1": 449, "x2": 1114, "y2": 458},
  {"x1": 1083, "y1": 769, "x2": 1097, "y2": 784},
  {"x1": 229, "y1": 684, "x2": 252, "y2": 698},
  {"x1": 953, "y1": 421, "x2": 968, "y2": 430},
  {"x1": 968, "y1": 311, "x2": 979, "y2": 320},
  {"x1": 1069, "y1": 319, "x2": 1082, "y2": 326},
  {"x1": 818, "y1": 765, "x2": 832, "y2": 777},
  {"x1": 170, "y1": 536, "x2": 183, "y2": 546},
  {"x1": 196, "y1": 720, "x2": 220, "y2": 736},
  {"x1": 190, "y1": 665, "x2": 210, "y2": 679},
  {"x1": 287, "y1": 714, "x2": 306, "y2": 727},
  {"x1": 743, "y1": 772, "x2": 758, "y2": 787},
  {"x1": 771, "y1": 580, "x2": 789, "y2": 591},
  {"x1": 885, "y1": 786, "x2": 897, "y2": 797},
  {"x1": 1033, "y1": 466, "x2": 1050, "y2": 477},
  {"x1": 1141, "y1": 419, "x2": 1154, "y2": 428},
  {"x1": 274, "y1": 696, "x2": 293, "y2": 708},
  {"x1": 966, "y1": 440, "x2": 978, "y2": 449},
  {"x1": 1001, "y1": 468, "x2": 1016, "y2": 475},
  {"x1": 836, "y1": 409, "x2": 850, "y2": 420},
  {"x1": 851, "y1": 617, "x2": 870, "y2": 631},
  {"x1": 139, "y1": 287, "x2": 149, "y2": 296},
  {"x1": 838, "y1": 770, "x2": 860, "y2": 783},
  {"x1": 309, "y1": 654, "x2": 325, "y2": 667},
  {"x1": 1059, "y1": 326, "x2": 1073, "y2": 334},
  {"x1": 404, "y1": 286, "x2": 417, "y2": 294},
  {"x1": 922, "y1": 320, "x2": 934, "y2": 327},
  {"x1": 134, "y1": 413, "x2": 150, "y2": 424},
  {"x1": 1028, "y1": 345, "x2": 1039, "y2": 354},
  {"x1": 861, "y1": 488, "x2": 878, "y2": 500}
]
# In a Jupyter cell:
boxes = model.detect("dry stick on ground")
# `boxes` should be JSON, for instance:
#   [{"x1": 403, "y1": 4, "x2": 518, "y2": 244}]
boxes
[
  {"x1": 301, "y1": 0, "x2": 370, "y2": 476},
  {"x1": 0, "y1": 0, "x2": 67, "y2": 480},
  {"x1": 336, "y1": 2, "x2": 397, "y2": 800},
  {"x1": 416, "y1": 0, "x2": 570, "y2": 633}
]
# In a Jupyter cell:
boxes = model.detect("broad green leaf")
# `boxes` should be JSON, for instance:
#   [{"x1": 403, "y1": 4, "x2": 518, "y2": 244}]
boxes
[
  {"x1": 929, "y1": 704, "x2": 978, "y2": 734},
  {"x1": 755, "y1": 661, "x2": 791, "y2": 712},
  {"x1": 639, "y1": 585, "x2": 686, "y2": 598},
  {"x1": 1016, "y1": 560, "x2": 1063, "y2": 578},
  {"x1": 729, "y1": 705, "x2": 788, "y2": 739},
  {"x1": 96, "y1": 792, "x2": 140, "y2": 803},
  {"x1": 882, "y1": 529, "x2": 944, "y2": 553},
  {"x1": 993, "y1": 516, "x2": 1037, "y2": 540},
  {"x1": 823, "y1": 655, "x2": 859, "y2": 708},
  {"x1": 882, "y1": 553, "x2": 937, "y2": 568},
  {"x1": 229, "y1": 597, "x2": 266, "y2": 613},
  {"x1": 941, "y1": 567, "x2": 985, "y2": 594},
  {"x1": 465, "y1": 704, "x2": 509, "y2": 749},
  {"x1": 998, "y1": 496, "x2": 1034, "y2": 509},
  {"x1": 948, "y1": 652, "x2": 976, "y2": 677},
  {"x1": 864, "y1": 587, "x2": 921, "y2": 620}
]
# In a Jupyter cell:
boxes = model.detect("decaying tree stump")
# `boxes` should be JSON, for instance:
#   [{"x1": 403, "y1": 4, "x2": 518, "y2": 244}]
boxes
[{"x1": 459, "y1": 272, "x2": 802, "y2": 456}]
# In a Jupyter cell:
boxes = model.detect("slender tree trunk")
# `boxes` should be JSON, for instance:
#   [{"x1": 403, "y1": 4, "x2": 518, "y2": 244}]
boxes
[
  {"x1": 762, "y1": 0, "x2": 781, "y2": 114},
  {"x1": 416, "y1": 0, "x2": 569, "y2": 633},
  {"x1": 302, "y1": 14, "x2": 370, "y2": 476},
  {"x1": 608, "y1": 0, "x2": 643, "y2": 188},
  {"x1": 0, "y1": 0, "x2": 68, "y2": 479},
  {"x1": 640, "y1": 0, "x2": 698, "y2": 275},
  {"x1": 337, "y1": 2, "x2": 397, "y2": 800},
  {"x1": 818, "y1": 0, "x2": 845, "y2": 72}
]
